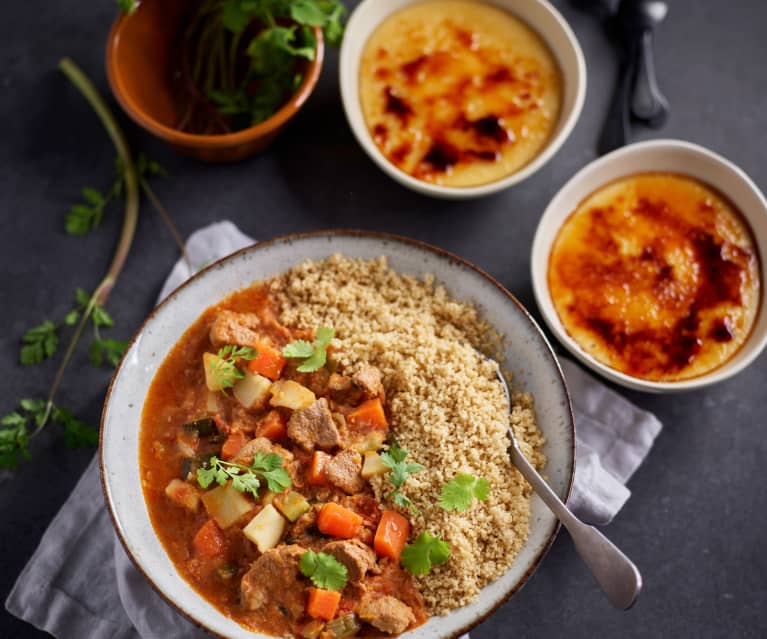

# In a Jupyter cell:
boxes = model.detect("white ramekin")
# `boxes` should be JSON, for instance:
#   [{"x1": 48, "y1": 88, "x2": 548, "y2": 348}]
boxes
[
  {"x1": 531, "y1": 139, "x2": 767, "y2": 392},
  {"x1": 339, "y1": 0, "x2": 586, "y2": 199}
]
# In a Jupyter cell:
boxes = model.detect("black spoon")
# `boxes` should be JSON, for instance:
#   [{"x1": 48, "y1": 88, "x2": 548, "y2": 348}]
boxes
[{"x1": 627, "y1": 0, "x2": 669, "y2": 127}]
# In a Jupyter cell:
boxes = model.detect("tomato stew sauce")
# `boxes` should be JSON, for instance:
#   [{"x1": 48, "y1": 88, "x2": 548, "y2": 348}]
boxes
[{"x1": 140, "y1": 284, "x2": 426, "y2": 638}]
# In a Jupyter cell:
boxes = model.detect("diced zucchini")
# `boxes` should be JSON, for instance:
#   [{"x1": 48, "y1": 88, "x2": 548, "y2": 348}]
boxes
[
  {"x1": 203, "y1": 352, "x2": 227, "y2": 392},
  {"x1": 243, "y1": 504, "x2": 286, "y2": 552},
  {"x1": 216, "y1": 563, "x2": 238, "y2": 580},
  {"x1": 350, "y1": 431, "x2": 386, "y2": 454},
  {"x1": 361, "y1": 452, "x2": 389, "y2": 479},
  {"x1": 233, "y1": 371, "x2": 272, "y2": 409},
  {"x1": 201, "y1": 483, "x2": 253, "y2": 528},
  {"x1": 183, "y1": 417, "x2": 215, "y2": 436},
  {"x1": 273, "y1": 491, "x2": 311, "y2": 522},
  {"x1": 269, "y1": 380, "x2": 316, "y2": 410},
  {"x1": 323, "y1": 614, "x2": 361, "y2": 639},
  {"x1": 165, "y1": 478, "x2": 200, "y2": 512}
]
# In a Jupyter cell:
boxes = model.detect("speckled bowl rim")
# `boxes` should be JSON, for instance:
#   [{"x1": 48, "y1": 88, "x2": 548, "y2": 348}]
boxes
[
  {"x1": 531, "y1": 139, "x2": 767, "y2": 392},
  {"x1": 100, "y1": 229, "x2": 575, "y2": 639},
  {"x1": 338, "y1": 0, "x2": 587, "y2": 199}
]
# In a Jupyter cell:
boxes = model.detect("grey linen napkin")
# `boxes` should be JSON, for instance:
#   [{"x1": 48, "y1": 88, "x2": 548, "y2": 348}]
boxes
[{"x1": 6, "y1": 221, "x2": 662, "y2": 639}]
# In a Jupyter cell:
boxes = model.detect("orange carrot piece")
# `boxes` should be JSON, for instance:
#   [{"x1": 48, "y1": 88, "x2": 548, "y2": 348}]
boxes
[
  {"x1": 247, "y1": 341, "x2": 286, "y2": 380},
  {"x1": 307, "y1": 451, "x2": 331, "y2": 486},
  {"x1": 221, "y1": 430, "x2": 249, "y2": 461},
  {"x1": 347, "y1": 398, "x2": 388, "y2": 431},
  {"x1": 317, "y1": 502, "x2": 363, "y2": 539},
  {"x1": 256, "y1": 410, "x2": 287, "y2": 442},
  {"x1": 374, "y1": 510, "x2": 410, "y2": 561},
  {"x1": 306, "y1": 587, "x2": 341, "y2": 620},
  {"x1": 192, "y1": 519, "x2": 226, "y2": 559}
]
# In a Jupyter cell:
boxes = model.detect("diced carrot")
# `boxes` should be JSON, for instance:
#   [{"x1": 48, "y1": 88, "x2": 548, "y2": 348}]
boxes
[
  {"x1": 374, "y1": 510, "x2": 410, "y2": 561},
  {"x1": 306, "y1": 587, "x2": 341, "y2": 621},
  {"x1": 192, "y1": 519, "x2": 226, "y2": 559},
  {"x1": 247, "y1": 340, "x2": 286, "y2": 380},
  {"x1": 221, "y1": 430, "x2": 249, "y2": 461},
  {"x1": 317, "y1": 502, "x2": 363, "y2": 539},
  {"x1": 307, "y1": 451, "x2": 331, "y2": 486},
  {"x1": 346, "y1": 398, "x2": 388, "y2": 431},
  {"x1": 256, "y1": 410, "x2": 287, "y2": 442}
]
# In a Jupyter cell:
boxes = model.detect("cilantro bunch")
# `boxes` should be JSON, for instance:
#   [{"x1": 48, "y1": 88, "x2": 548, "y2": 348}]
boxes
[{"x1": 174, "y1": 0, "x2": 347, "y2": 133}]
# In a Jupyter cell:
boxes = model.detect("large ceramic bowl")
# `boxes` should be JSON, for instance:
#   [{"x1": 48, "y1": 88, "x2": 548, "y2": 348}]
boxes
[
  {"x1": 531, "y1": 139, "x2": 767, "y2": 392},
  {"x1": 339, "y1": 0, "x2": 586, "y2": 199},
  {"x1": 101, "y1": 231, "x2": 575, "y2": 638}
]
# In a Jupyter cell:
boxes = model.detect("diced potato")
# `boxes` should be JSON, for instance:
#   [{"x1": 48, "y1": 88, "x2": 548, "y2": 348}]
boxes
[
  {"x1": 243, "y1": 504, "x2": 286, "y2": 552},
  {"x1": 233, "y1": 371, "x2": 272, "y2": 409},
  {"x1": 361, "y1": 452, "x2": 389, "y2": 479},
  {"x1": 269, "y1": 379, "x2": 316, "y2": 410},
  {"x1": 273, "y1": 491, "x2": 311, "y2": 522},
  {"x1": 350, "y1": 431, "x2": 386, "y2": 454},
  {"x1": 203, "y1": 352, "x2": 227, "y2": 392},
  {"x1": 165, "y1": 478, "x2": 200, "y2": 512},
  {"x1": 201, "y1": 483, "x2": 253, "y2": 528}
]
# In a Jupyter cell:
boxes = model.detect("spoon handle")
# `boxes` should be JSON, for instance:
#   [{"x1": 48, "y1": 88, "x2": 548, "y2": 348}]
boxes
[
  {"x1": 630, "y1": 29, "x2": 669, "y2": 127},
  {"x1": 597, "y1": 40, "x2": 637, "y2": 155},
  {"x1": 509, "y1": 438, "x2": 642, "y2": 609}
]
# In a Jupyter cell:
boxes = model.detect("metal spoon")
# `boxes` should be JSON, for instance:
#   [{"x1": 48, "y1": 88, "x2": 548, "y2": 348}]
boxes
[
  {"x1": 625, "y1": 0, "x2": 670, "y2": 127},
  {"x1": 496, "y1": 369, "x2": 642, "y2": 609}
]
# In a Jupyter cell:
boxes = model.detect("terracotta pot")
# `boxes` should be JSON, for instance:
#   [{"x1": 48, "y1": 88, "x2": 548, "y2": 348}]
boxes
[{"x1": 105, "y1": 0, "x2": 324, "y2": 162}]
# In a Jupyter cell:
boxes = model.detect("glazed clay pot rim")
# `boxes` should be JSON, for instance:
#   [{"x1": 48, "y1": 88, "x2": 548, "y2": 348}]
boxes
[
  {"x1": 339, "y1": 0, "x2": 587, "y2": 199},
  {"x1": 99, "y1": 229, "x2": 575, "y2": 639},
  {"x1": 105, "y1": 14, "x2": 324, "y2": 148},
  {"x1": 531, "y1": 138, "x2": 767, "y2": 393}
]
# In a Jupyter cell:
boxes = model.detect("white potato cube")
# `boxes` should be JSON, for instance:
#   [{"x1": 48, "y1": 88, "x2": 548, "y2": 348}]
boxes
[
  {"x1": 165, "y1": 478, "x2": 200, "y2": 512},
  {"x1": 201, "y1": 483, "x2": 253, "y2": 528},
  {"x1": 233, "y1": 371, "x2": 272, "y2": 409},
  {"x1": 361, "y1": 452, "x2": 389, "y2": 479},
  {"x1": 269, "y1": 380, "x2": 316, "y2": 410},
  {"x1": 243, "y1": 504, "x2": 286, "y2": 552},
  {"x1": 203, "y1": 352, "x2": 227, "y2": 392}
]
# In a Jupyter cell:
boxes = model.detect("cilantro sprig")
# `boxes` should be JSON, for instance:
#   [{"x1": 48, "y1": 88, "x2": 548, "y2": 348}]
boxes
[
  {"x1": 282, "y1": 326, "x2": 334, "y2": 373},
  {"x1": 299, "y1": 550, "x2": 348, "y2": 591},
  {"x1": 207, "y1": 345, "x2": 258, "y2": 392},
  {"x1": 401, "y1": 532, "x2": 451, "y2": 576},
  {"x1": 380, "y1": 443, "x2": 424, "y2": 513},
  {"x1": 439, "y1": 474, "x2": 490, "y2": 512},
  {"x1": 197, "y1": 451, "x2": 291, "y2": 498}
]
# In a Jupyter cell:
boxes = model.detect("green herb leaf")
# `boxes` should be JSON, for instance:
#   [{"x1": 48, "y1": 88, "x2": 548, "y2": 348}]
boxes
[
  {"x1": 400, "y1": 532, "x2": 451, "y2": 576},
  {"x1": 290, "y1": 0, "x2": 327, "y2": 27},
  {"x1": 20, "y1": 321, "x2": 59, "y2": 365},
  {"x1": 0, "y1": 416, "x2": 30, "y2": 469},
  {"x1": 299, "y1": 550, "x2": 348, "y2": 591},
  {"x1": 208, "y1": 345, "x2": 258, "y2": 392},
  {"x1": 196, "y1": 452, "x2": 291, "y2": 499},
  {"x1": 439, "y1": 474, "x2": 490, "y2": 512},
  {"x1": 222, "y1": 0, "x2": 251, "y2": 32},
  {"x1": 117, "y1": 0, "x2": 138, "y2": 14},
  {"x1": 53, "y1": 407, "x2": 99, "y2": 448},
  {"x1": 380, "y1": 443, "x2": 424, "y2": 490},
  {"x1": 89, "y1": 337, "x2": 128, "y2": 368},
  {"x1": 282, "y1": 326, "x2": 334, "y2": 373},
  {"x1": 91, "y1": 305, "x2": 114, "y2": 328},
  {"x1": 390, "y1": 490, "x2": 418, "y2": 513}
]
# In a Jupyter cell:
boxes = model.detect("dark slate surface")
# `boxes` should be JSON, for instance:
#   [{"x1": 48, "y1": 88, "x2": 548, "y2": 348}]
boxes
[{"x1": 1, "y1": 1, "x2": 766, "y2": 637}]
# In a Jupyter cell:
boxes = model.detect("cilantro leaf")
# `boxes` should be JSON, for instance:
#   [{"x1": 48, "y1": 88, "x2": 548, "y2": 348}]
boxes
[
  {"x1": 439, "y1": 474, "x2": 490, "y2": 512},
  {"x1": 290, "y1": 0, "x2": 327, "y2": 27},
  {"x1": 282, "y1": 326, "x2": 334, "y2": 372},
  {"x1": 299, "y1": 550, "x2": 348, "y2": 591},
  {"x1": 0, "y1": 416, "x2": 30, "y2": 469},
  {"x1": 197, "y1": 452, "x2": 291, "y2": 499},
  {"x1": 53, "y1": 407, "x2": 99, "y2": 448},
  {"x1": 91, "y1": 304, "x2": 114, "y2": 328},
  {"x1": 20, "y1": 321, "x2": 59, "y2": 365},
  {"x1": 391, "y1": 490, "x2": 418, "y2": 513},
  {"x1": 207, "y1": 345, "x2": 258, "y2": 392},
  {"x1": 401, "y1": 532, "x2": 451, "y2": 576},
  {"x1": 380, "y1": 443, "x2": 424, "y2": 490},
  {"x1": 89, "y1": 337, "x2": 128, "y2": 368},
  {"x1": 117, "y1": 0, "x2": 138, "y2": 14}
]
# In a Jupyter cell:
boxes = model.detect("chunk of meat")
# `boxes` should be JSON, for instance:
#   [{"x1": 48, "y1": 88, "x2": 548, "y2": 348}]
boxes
[
  {"x1": 324, "y1": 449, "x2": 365, "y2": 494},
  {"x1": 240, "y1": 544, "x2": 306, "y2": 619},
  {"x1": 287, "y1": 398, "x2": 340, "y2": 451},
  {"x1": 352, "y1": 365, "x2": 385, "y2": 401},
  {"x1": 326, "y1": 373, "x2": 363, "y2": 405},
  {"x1": 233, "y1": 437, "x2": 302, "y2": 487},
  {"x1": 209, "y1": 310, "x2": 262, "y2": 349},
  {"x1": 358, "y1": 594, "x2": 416, "y2": 634},
  {"x1": 323, "y1": 539, "x2": 379, "y2": 583}
]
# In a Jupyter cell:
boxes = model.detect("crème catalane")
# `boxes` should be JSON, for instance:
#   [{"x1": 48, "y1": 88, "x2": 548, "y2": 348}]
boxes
[
  {"x1": 548, "y1": 173, "x2": 761, "y2": 382},
  {"x1": 359, "y1": 0, "x2": 562, "y2": 187}
]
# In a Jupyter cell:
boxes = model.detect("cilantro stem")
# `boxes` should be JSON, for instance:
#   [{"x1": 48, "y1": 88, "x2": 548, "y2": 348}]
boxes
[{"x1": 35, "y1": 58, "x2": 141, "y2": 432}]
